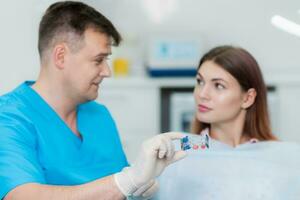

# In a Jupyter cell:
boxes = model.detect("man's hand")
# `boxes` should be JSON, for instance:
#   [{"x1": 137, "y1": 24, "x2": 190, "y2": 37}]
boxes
[
  {"x1": 114, "y1": 132, "x2": 187, "y2": 196},
  {"x1": 128, "y1": 179, "x2": 158, "y2": 200}
]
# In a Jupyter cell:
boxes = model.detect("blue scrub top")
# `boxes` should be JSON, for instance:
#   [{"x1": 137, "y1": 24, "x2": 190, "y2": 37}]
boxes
[{"x1": 0, "y1": 81, "x2": 129, "y2": 199}]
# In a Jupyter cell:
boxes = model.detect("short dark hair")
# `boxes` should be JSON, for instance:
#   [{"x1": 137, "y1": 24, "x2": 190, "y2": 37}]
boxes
[
  {"x1": 38, "y1": 1, "x2": 122, "y2": 60},
  {"x1": 191, "y1": 45, "x2": 277, "y2": 141}
]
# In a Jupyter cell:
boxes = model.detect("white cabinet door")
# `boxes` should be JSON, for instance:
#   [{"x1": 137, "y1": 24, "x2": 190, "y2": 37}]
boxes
[
  {"x1": 97, "y1": 86, "x2": 159, "y2": 162},
  {"x1": 277, "y1": 85, "x2": 300, "y2": 142}
]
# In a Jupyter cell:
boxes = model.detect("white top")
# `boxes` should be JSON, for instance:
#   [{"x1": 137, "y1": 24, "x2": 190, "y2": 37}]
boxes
[
  {"x1": 154, "y1": 131, "x2": 300, "y2": 200},
  {"x1": 180, "y1": 128, "x2": 259, "y2": 152}
]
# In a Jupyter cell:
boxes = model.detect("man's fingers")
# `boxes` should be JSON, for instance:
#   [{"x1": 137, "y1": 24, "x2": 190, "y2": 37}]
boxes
[
  {"x1": 163, "y1": 132, "x2": 186, "y2": 140},
  {"x1": 158, "y1": 138, "x2": 168, "y2": 159},
  {"x1": 157, "y1": 133, "x2": 184, "y2": 159},
  {"x1": 169, "y1": 150, "x2": 187, "y2": 164},
  {"x1": 166, "y1": 141, "x2": 175, "y2": 159},
  {"x1": 145, "y1": 132, "x2": 184, "y2": 153}
]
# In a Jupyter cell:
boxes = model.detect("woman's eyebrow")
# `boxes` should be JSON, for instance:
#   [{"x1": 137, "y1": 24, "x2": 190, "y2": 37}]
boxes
[
  {"x1": 211, "y1": 78, "x2": 228, "y2": 84},
  {"x1": 197, "y1": 72, "x2": 228, "y2": 84},
  {"x1": 197, "y1": 72, "x2": 203, "y2": 78}
]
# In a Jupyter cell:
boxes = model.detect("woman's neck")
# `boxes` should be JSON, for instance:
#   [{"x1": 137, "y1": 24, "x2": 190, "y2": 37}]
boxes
[{"x1": 209, "y1": 112, "x2": 249, "y2": 147}]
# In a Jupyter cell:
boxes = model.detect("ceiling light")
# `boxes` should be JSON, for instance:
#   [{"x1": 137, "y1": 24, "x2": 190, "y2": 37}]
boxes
[{"x1": 271, "y1": 15, "x2": 300, "y2": 38}]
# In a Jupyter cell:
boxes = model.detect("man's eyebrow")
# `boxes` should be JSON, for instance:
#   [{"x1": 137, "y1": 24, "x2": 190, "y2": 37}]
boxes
[{"x1": 93, "y1": 52, "x2": 112, "y2": 58}]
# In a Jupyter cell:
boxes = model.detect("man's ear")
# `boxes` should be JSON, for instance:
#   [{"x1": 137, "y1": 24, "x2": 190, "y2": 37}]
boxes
[
  {"x1": 52, "y1": 43, "x2": 67, "y2": 69},
  {"x1": 241, "y1": 88, "x2": 257, "y2": 109}
]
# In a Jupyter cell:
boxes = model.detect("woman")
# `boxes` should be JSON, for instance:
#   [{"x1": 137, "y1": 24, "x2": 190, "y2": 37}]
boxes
[
  {"x1": 154, "y1": 45, "x2": 300, "y2": 200},
  {"x1": 191, "y1": 45, "x2": 277, "y2": 147}
]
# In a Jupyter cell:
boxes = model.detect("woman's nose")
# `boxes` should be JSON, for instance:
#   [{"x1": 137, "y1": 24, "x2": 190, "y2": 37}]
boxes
[{"x1": 198, "y1": 85, "x2": 211, "y2": 100}]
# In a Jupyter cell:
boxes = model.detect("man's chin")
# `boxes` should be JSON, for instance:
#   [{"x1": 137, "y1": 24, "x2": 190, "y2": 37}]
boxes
[
  {"x1": 82, "y1": 92, "x2": 98, "y2": 103},
  {"x1": 89, "y1": 93, "x2": 98, "y2": 101}
]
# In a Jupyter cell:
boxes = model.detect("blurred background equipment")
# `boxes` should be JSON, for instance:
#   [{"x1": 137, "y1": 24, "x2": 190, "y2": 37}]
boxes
[{"x1": 146, "y1": 36, "x2": 201, "y2": 77}]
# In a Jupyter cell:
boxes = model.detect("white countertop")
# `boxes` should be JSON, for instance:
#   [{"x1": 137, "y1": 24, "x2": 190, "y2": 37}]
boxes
[{"x1": 101, "y1": 73, "x2": 300, "y2": 88}]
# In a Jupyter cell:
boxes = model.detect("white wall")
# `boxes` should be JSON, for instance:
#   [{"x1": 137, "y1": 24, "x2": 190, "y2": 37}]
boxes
[
  {"x1": 1, "y1": 1, "x2": 38, "y2": 93},
  {"x1": 0, "y1": 0, "x2": 62, "y2": 94},
  {"x1": 1, "y1": 0, "x2": 300, "y2": 94},
  {"x1": 88, "y1": 0, "x2": 300, "y2": 75}
]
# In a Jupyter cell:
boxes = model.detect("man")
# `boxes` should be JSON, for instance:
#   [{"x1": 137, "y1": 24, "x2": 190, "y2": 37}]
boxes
[{"x1": 0, "y1": 1, "x2": 186, "y2": 200}]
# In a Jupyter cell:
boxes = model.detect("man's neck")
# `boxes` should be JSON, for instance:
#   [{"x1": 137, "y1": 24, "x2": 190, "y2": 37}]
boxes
[
  {"x1": 32, "y1": 79, "x2": 82, "y2": 138},
  {"x1": 31, "y1": 78, "x2": 78, "y2": 122}
]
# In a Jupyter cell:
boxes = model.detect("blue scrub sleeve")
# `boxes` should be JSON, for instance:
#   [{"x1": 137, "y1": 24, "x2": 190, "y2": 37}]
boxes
[{"x1": 0, "y1": 115, "x2": 46, "y2": 199}]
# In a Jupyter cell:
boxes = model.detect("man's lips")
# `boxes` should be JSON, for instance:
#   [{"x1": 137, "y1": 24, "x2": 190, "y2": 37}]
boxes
[{"x1": 93, "y1": 80, "x2": 102, "y2": 85}]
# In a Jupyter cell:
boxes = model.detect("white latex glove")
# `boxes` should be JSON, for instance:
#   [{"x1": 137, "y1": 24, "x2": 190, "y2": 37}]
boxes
[
  {"x1": 114, "y1": 132, "x2": 187, "y2": 196},
  {"x1": 127, "y1": 179, "x2": 159, "y2": 200}
]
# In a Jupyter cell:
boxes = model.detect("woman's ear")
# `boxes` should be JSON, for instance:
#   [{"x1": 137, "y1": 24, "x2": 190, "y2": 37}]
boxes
[{"x1": 241, "y1": 88, "x2": 257, "y2": 109}]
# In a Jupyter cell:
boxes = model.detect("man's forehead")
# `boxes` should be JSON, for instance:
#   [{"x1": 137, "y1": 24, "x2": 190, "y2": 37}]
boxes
[
  {"x1": 84, "y1": 28, "x2": 112, "y2": 43},
  {"x1": 82, "y1": 29, "x2": 112, "y2": 54}
]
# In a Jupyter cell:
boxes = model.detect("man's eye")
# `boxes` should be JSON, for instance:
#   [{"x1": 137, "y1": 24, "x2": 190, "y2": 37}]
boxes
[
  {"x1": 95, "y1": 57, "x2": 109, "y2": 65},
  {"x1": 95, "y1": 59, "x2": 104, "y2": 64}
]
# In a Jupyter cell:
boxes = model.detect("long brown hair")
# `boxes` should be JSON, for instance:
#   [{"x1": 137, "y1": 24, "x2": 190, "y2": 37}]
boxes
[{"x1": 191, "y1": 45, "x2": 277, "y2": 141}]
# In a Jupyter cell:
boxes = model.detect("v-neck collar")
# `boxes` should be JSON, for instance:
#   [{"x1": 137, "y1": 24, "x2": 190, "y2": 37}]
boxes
[
  {"x1": 201, "y1": 128, "x2": 259, "y2": 150},
  {"x1": 16, "y1": 81, "x2": 84, "y2": 147}
]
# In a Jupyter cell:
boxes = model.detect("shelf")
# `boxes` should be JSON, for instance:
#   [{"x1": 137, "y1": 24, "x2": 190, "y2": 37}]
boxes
[{"x1": 101, "y1": 73, "x2": 300, "y2": 88}]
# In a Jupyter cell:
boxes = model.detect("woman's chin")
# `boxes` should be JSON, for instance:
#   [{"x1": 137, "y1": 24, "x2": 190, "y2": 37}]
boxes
[{"x1": 197, "y1": 115, "x2": 213, "y2": 124}]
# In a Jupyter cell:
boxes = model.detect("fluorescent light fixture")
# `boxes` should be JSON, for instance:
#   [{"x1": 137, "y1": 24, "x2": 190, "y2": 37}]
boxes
[
  {"x1": 271, "y1": 15, "x2": 300, "y2": 38},
  {"x1": 142, "y1": 0, "x2": 178, "y2": 24}
]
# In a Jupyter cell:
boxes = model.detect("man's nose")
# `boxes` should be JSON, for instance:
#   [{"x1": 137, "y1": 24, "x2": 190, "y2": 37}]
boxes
[{"x1": 99, "y1": 61, "x2": 112, "y2": 77}]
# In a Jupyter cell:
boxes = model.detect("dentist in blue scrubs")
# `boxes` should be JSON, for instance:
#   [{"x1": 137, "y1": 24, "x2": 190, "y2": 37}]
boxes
[{"x1": 0, "y1": 1, "x2": 186, "y2": 200}]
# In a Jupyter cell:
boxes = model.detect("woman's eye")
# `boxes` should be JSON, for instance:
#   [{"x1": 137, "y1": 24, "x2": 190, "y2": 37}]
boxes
[
  {"x1": 196, "y1": 79, "x2": 204, "y2": 86},
  {"x1": 215, "y1": 83, "x2": 225, "y2": 90}
]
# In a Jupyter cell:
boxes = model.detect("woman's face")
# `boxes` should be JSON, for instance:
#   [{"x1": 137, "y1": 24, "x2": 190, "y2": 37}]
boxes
[{"x1": 194, "y1": 60, "x2": 247, "y2": 125}]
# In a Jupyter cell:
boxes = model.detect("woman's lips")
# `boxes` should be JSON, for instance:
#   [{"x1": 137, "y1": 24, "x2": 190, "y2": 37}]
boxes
[{"x1": 198, "y1": 104, "x2": 212, "y2": 113}]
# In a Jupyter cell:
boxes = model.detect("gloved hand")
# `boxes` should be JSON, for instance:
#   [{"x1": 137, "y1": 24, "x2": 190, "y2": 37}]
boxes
[
  {"x1": 114, "y1": 132, "x2": 187, "y2": 196},
  {"x1": 128, "y1": 179, "x2": 159, "y2": 200}
]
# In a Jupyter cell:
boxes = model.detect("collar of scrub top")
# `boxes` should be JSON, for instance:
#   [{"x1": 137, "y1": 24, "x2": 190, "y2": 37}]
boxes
[
  {"x1": 19, "y1": 81, "x2": 81, "y2": 123},
  {"x1": 18, "y1": 81, "x2": 56, "y2": 119},
  {"x1": 17, "y1": 81, "x2": 88, "y2": 147}
]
